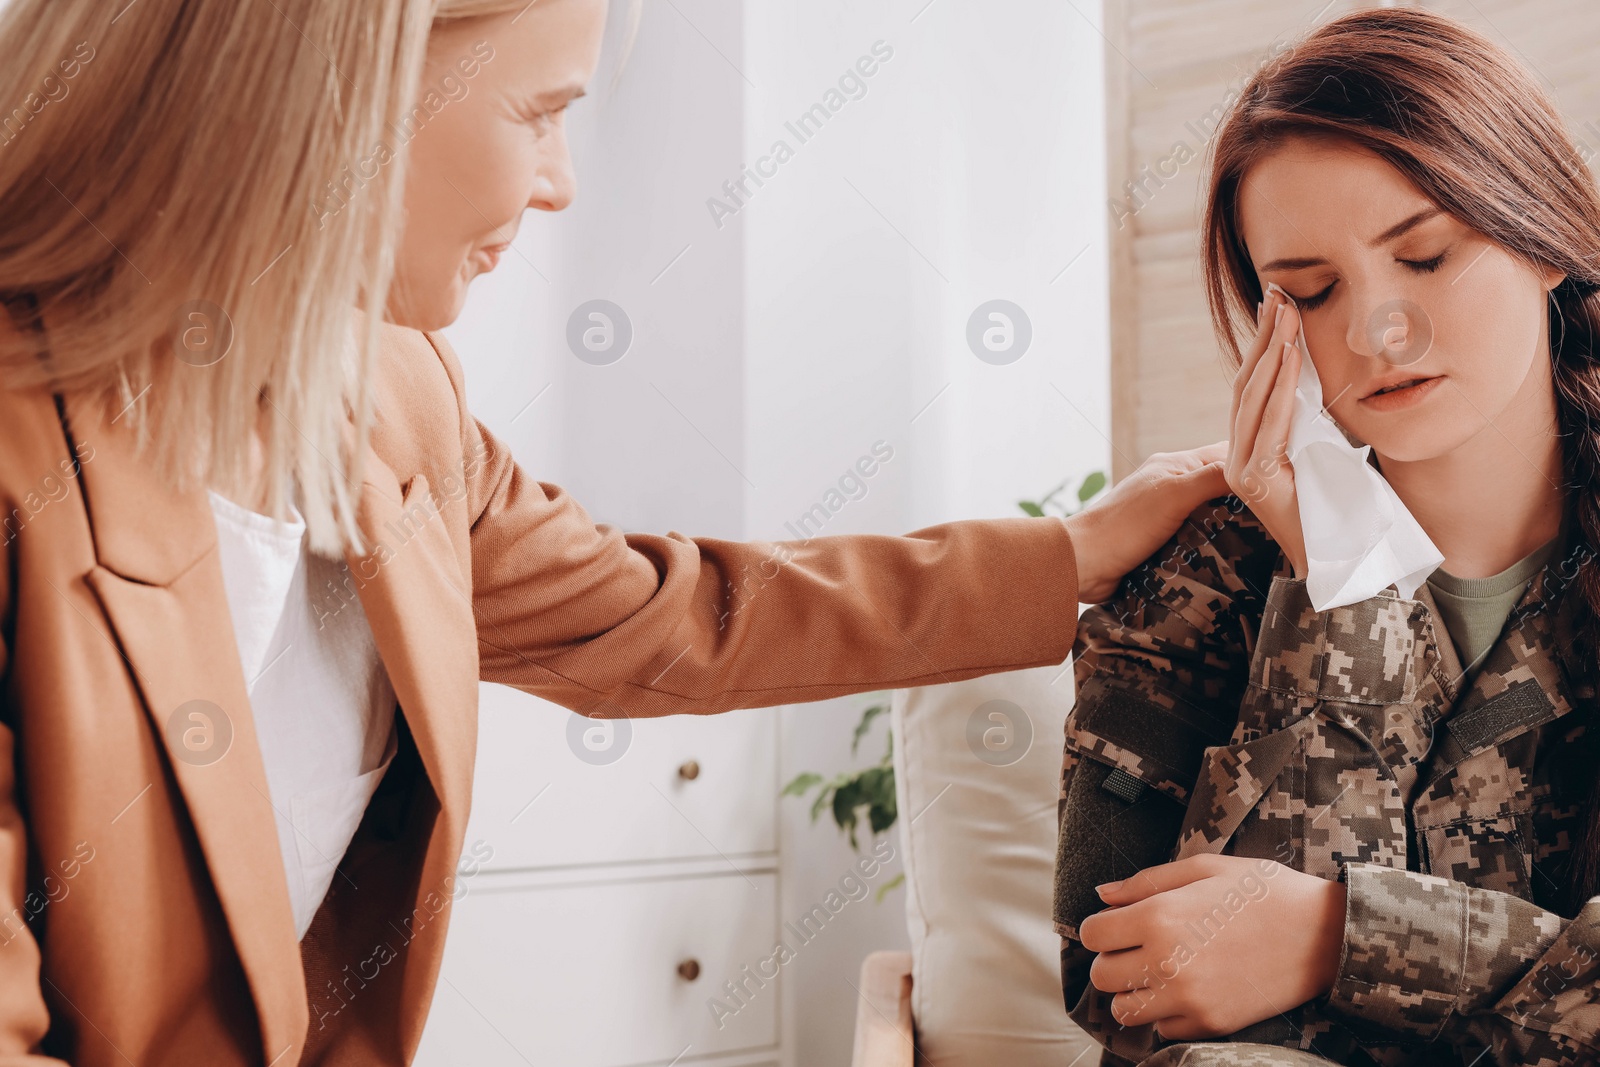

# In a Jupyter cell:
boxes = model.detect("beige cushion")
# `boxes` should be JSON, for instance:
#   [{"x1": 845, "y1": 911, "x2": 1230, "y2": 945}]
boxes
[{"x1": 892, "y1": 663, "x2": 1101, "y2": 1065}]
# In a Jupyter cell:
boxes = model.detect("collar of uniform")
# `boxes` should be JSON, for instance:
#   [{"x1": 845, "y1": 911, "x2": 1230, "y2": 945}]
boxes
[{"x1": 1426, "y1": 519, "x2": 1588, "y2": 767}]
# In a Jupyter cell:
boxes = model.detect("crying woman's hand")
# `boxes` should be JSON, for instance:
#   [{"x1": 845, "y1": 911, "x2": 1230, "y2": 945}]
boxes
[
  {"x1": 1226, "y1": 286, "x2": 1309, "y2": 578},
  {"x1": 1079, "y1": 854, "x2": 1346, "y2": 1041}
]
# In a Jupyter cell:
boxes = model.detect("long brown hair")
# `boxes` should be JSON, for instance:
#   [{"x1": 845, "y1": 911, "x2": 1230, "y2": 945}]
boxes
[{"x1": 1198, "y1": 7, "x2": 1600, "y2": 909}]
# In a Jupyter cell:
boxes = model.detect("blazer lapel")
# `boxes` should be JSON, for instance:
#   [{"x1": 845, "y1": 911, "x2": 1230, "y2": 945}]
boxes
[
  {"x1": 330, "y1": 432, "x2": 480, "y2": 1060},
  {"x1": 69, "y1": 391, "x2": 478, "y2": 1064},
  {"x1": 68, "y1": 391, "x2": 311, "y2": 1065},
  {"x1": 339, "y1": 444, "x2": 477, "y2": 831}
]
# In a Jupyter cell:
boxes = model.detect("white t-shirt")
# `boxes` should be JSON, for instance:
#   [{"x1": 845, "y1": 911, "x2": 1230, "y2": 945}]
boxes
[{"x1": 208, "y1": 489, "x2": 398, "y2": 940}]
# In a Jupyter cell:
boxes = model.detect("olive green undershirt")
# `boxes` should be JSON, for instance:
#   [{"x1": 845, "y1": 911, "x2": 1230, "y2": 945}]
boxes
[{"x1": 1425, "y1": 536, "x2": 1559, "y2": 683}]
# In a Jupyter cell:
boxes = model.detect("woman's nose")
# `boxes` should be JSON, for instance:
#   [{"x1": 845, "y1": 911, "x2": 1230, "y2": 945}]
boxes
[
  {"x1": 1344, "y1": 306, "x2": 1377, "y2": 360},
  {"x1": 1346, "y1": 292, "x2": 1434, "y2": 367},
  {"x1": 529, "y1": 135, "x2": 576, "y2": 213},
  {"x1": 1342, "y1": 282, "x2": 1399, "y2": 361}
]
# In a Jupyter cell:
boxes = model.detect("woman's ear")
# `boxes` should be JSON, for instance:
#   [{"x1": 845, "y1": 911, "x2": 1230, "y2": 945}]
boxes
[{"x1": 1543, "y1": 265, "x2": 1569, "y2": 291}]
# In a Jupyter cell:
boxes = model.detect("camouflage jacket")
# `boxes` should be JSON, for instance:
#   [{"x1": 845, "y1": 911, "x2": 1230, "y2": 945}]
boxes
[{"x1": 1053, "y1": 495, "x2": 1600, "y2": 1067}]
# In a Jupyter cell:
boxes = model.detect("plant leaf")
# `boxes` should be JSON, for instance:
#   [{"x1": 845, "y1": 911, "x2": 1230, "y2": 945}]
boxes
[
  {"x1": 857, "y1": 765, "x2": 890, "y2": 799},
  {"x1": 1077, "y1": 470, "x2": 1108, "y2": 503},
  {"x1": 874, "y1": 871, "x2": 905, "y2": 903},
  {"x1": 781, "y1": 772, "x2": 823, "y2": 798},
  {"x1": 851, "y1": 702, "x2": 890, "y2": 756},
  {"x1": 788, "y1": 699, "x2": 901, "y2": 849},
  {"x1": 809, "y1": 784, "x2": 835, "y2": 823},
  {"x1": 832, "y1": 779, "x2": 862, "y2": 842},
  {"x1": 1017, "y1": 500, "x2": 1044, "y2": 518}
]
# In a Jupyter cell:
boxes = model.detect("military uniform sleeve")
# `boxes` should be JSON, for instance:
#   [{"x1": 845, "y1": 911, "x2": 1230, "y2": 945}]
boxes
[
  {"x1": 1056, "y1": 493, "x2": 1276, "y2": 877},
  {"x1": 1067, "y1": 496, "x2": 1272, "y2": 756},
  {"x1": 1325, "y1": 861, "x2": 1600, "y2": 1066},
  {"x1": 1054, "y1": 496, "x2": 1276, "y2": 1056}
]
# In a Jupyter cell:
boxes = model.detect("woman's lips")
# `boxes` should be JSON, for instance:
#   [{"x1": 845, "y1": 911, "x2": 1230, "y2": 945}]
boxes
[{"x1": 1358, "y1": 375, "x2": 1443, "y2": 411}]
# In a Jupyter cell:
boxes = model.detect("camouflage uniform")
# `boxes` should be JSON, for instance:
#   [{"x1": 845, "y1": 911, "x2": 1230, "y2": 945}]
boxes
[{"x1": 1053, "y1": 495, "x2": 1600, "y2": 1067}]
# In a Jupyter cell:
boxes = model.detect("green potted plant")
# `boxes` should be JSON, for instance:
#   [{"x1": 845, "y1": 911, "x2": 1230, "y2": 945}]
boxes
[{"x1": 780, "y1": 698, "x2": 902, "y2": 900}]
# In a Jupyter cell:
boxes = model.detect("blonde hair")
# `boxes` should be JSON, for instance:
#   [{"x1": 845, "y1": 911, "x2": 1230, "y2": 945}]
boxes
[{"x1": 0, "y1": 0, "x2": 578, "y2": 555}]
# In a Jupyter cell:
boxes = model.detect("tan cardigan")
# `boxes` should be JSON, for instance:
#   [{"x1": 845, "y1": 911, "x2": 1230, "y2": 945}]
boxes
[{"x1": 0, "y1": 318, "x2": 1079, "y2": 1065}]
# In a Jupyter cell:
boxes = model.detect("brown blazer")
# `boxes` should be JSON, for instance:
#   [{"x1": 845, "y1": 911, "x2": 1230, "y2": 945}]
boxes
[{"x1": 0, "y1": 317, "x2": 1080, "y2": 1065}]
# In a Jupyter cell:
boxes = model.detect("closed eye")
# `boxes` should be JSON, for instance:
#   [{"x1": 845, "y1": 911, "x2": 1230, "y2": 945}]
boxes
[
  {"x1": 516, "y1": 101, "x2": 572, "y2": 130},
  {"x1": 1291, "y1": 284, "x2": 1333, "y2": 311},
  {"x1": 1288, "y1": 251, "x2": 1451, "y2": 312},
  {"x1": 1403, "y1": 251, "x2": 1449, "y2": 274}
]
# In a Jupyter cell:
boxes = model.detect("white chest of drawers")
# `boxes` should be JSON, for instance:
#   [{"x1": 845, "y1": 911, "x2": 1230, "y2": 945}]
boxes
[{"x1": 414, "y1": 681, "x2": 784, "y2": 1067}]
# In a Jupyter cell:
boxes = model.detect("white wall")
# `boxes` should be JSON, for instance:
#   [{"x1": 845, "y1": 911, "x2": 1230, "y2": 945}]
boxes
[
  {"x1": 444, "y1": 0, "x2": 1108, "y2": 1063},
  {"x1": 444, "y1": 0, "x2": 747, "y2": 538},
  {"x1": 740, "y1": 4, "x2": 1109, "y2": 1065}
]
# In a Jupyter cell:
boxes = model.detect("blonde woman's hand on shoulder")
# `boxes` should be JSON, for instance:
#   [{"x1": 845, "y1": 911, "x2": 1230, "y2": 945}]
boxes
[{"x1": 1067, "y1": 441, "x2": 1229, "y2": 604}]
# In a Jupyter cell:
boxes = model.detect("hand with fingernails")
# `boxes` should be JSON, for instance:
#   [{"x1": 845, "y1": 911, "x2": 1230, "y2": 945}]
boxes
[
  {"x1": 1079, "y1": 854, "x2": 1346, "y2": 1040},
  {"x1": 1225, "y1": 285, "x2": 1310, "y2": 578}
]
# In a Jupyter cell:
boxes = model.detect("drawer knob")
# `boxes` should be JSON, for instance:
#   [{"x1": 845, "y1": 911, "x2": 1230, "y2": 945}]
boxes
[
  {"x1": 677, "y1": 760, "x2": 701, "y2": 781},
  {"x1": 677, "y1": 958, "x2": 701, "y2": 982}
]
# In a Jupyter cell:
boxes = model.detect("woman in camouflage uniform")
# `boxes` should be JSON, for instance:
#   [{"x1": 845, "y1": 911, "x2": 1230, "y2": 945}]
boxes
[{"x1": 1055, "y1": 9, "x2": 1600, "y2": 1067}]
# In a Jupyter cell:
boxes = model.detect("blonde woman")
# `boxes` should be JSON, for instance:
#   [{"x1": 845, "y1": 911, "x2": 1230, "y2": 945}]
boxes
[{"x1": 0, "y1": 1, "x2": 1221, "y2": 1063}]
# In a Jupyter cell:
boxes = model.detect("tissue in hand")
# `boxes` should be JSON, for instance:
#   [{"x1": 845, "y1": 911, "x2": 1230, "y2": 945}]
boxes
[{"x1": 1268, "y1": 282, "x2": 1443, "y2": 612}]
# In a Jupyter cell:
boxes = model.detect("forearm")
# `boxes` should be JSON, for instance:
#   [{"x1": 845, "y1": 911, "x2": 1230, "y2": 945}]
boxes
[
  {"x1": 470, "y1": 459, "x2": 1081, "y2": 715},
  {"x1": 1326, "y1": 862, "x2": 1600, "y2": 1065}
]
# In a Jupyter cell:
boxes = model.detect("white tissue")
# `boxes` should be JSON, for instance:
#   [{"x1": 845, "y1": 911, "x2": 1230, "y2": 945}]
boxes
[{"x1": 1270, "y1": 282, "x2": 1443, "y2": 611}]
